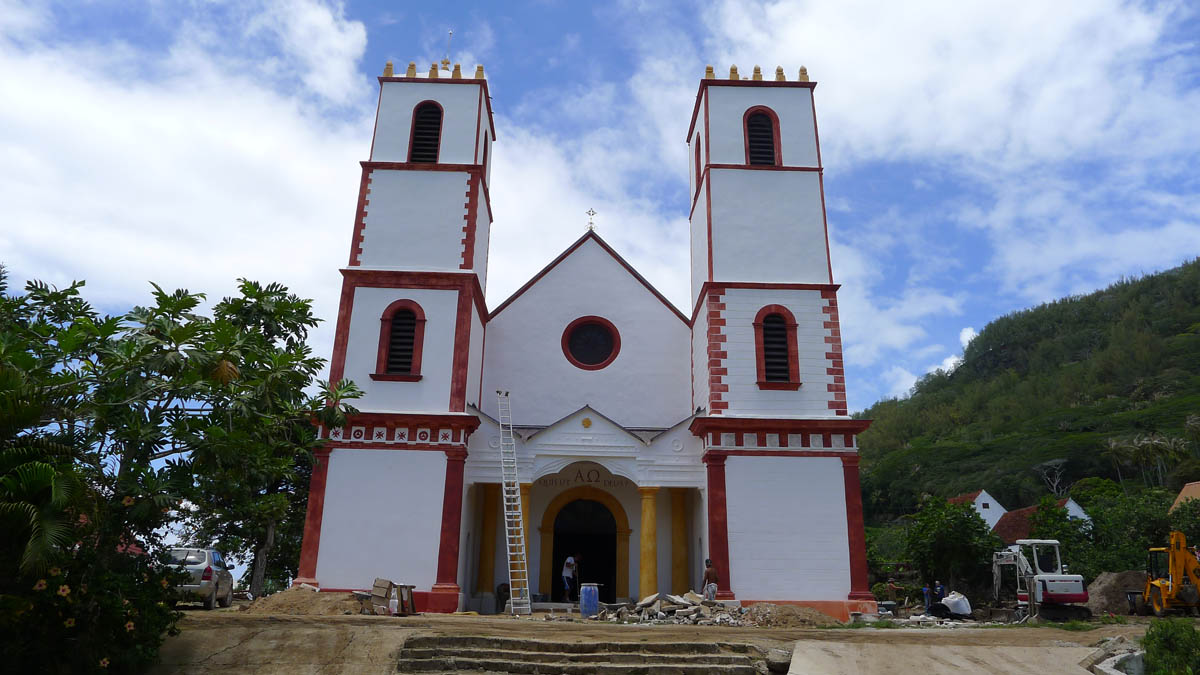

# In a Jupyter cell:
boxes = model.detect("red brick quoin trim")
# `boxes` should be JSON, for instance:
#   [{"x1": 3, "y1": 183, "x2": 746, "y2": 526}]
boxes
[
  {"x1": 821, "y1": 289, "x2": 848, "y2": 416},
  {"x1": 293, "y1": 447, "x2": 332, "y2": 587},
  {"x1": 429, "y1": 448, "x2": 468, "y2": 612},
  {"x1": 371, "y1": 298, "x2": 425, "y2": 382},
  {"x1": 703, "y1": 453, "x2": 735, "y2": 600},
  {"x1": 706, "y1": 288, "x2": 728, "y2": 413},
  {"x1": 753, "y1": 304, "x2": 800, "y2": 390},
  {"x1": 561, "y1": 315, "x2": 622, "y2": 371}
]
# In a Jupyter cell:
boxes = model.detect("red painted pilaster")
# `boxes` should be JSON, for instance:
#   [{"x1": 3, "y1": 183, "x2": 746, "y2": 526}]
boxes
[
  {"x1": 430, "y1": 449, "x2": 467, "y2": 611},
  {"x1": 841, "y1": 455, "x2": 873, "y2": 600},
  {"x1": 704, "y1": 452, "x2": 735, "y2": 600},
  {"x1": 293, "y1": 448, "x2": 332, "y2": 586}
]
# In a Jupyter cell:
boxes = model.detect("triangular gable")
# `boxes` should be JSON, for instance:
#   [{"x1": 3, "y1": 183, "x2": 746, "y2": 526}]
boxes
[
  {"x1": 487, "y1": 230, "x2": 688, "y2": 324},
  {"x1": 523, "y1": 405, "x2": 648, "y2": 446}
]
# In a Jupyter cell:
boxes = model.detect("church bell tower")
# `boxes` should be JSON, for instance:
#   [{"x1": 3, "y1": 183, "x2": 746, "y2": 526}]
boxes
[
  {"x1": 686, "y1": 64, "x2": 875, "y2": 612},
  {"x1": 294, "y1": 61, "x2": 495, "y2": 612}
]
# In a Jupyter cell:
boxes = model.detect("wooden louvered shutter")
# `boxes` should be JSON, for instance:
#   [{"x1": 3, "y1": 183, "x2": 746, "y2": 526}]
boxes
[
  {"x1": 409, "y1": 104, "x2": 442, "y2": 163},
  {"x1": 387, "y1": 310, "x2": 417, "y2": 374},
  {"x1": 746, "y1": 112, "x2": 776, "y2": 166},
  {"x1": 762, "y1": 314, "x2": 790, "y2": 381}
]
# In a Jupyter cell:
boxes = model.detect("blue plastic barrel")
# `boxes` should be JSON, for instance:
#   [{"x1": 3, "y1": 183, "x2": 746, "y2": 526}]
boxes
[{"x1": 580, "y1": 583, "x2": 599, "y2": 616}]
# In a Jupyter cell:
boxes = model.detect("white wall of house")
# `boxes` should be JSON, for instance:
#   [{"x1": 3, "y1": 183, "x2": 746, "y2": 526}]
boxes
[
  {"x1": 316, "y1": 449, "x2": 447, "y2": 590},
  {"x1": 342, "y1": 286, "x2": 459, "y2": 413},
  {"x1": 725, "y1": 455, "x2": 850, "y2": 601}
]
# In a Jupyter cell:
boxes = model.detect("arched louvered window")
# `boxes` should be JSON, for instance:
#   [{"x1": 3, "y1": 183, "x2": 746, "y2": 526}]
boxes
[
  {"x1": 761, "y1": 314, "x2": 789, "y2": 381},
  {"x1": 754, "y1": 305, "x2": 800, "y2": 390},
  {"x1": 408, "y1": 101, "x2": 443, "y2": 163},
  {"x1": 371, "y1": 299, "x2": 426, "y2": 381},
  {"x1": 743, "y1": 107, "x2": 780, "y2": 166},
  {"x1": 386, "y1": 310, "x2": 417, "y2": 373}
]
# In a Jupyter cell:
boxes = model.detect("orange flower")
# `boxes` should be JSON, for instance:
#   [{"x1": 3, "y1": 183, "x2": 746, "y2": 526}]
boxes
[
  {"x1": 98, "y1": 657, "x2": 109, "y2": 668},
  {"x1": 160, "y1": 578, "x2": 169, "y2": 588},
  {"x1": 48, "y1": 567, "x2": 61, "y2": 576},
  {"x1": 32, "y1": 580, "x2": 47, "y2": 591},
  {"x1": 57, "y1": 585, "x2": 70, "y2": 597},
  {"x1": 121, "y1": 496, "x2": 134, "y2": 506},
  {"x1": 63, "y1": 618, "x2": 75, "y2": 628},
  {"x1": 124, "y1": 620, "x2": 135, "y2": 632}
]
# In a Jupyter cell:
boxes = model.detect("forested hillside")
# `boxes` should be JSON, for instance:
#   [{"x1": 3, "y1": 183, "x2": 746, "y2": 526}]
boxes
[{"x1": 857, "y1": 259, "x2": 1200, "y2": 523}]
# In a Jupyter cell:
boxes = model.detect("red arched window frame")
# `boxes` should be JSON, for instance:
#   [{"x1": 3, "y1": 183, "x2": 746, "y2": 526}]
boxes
[
  {"x1": 693, "y1": 133, "x2": 702, "y2": 195},
  {"x1": 742, "y1": 105, "x2": 782, "y2": 166},
  {"x1": 753, "y1": 304, "x2": 800, "y2": 390},
  {"x1": 371, "y1": 299, "x2": 426, "y2": 381},
  {"x1": 407, "y1": 100, "x2": 444, "y2": 163}
]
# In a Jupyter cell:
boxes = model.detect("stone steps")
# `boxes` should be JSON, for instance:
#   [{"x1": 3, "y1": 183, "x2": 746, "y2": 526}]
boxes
[{"x1": 396, "y1": 635, "x2": 762, "y2": 674}]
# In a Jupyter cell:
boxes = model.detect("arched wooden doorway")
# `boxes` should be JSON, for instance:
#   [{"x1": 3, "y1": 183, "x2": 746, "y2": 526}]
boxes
[{"x1": 540, "y1": 486, "x2": 630, "y2": 601}]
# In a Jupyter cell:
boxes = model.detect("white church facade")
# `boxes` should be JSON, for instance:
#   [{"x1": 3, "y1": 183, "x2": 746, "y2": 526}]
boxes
[{"x1": 293, "y1": 61, "x2": 876, "y2": 620}]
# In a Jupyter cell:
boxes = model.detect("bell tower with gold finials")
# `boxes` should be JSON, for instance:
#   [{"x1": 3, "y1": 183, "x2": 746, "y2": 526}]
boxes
[
  {"x1": 686, "y1": 64, "x2": 875, "y2": 615},
  {"x1": 294, "y1": 59, "x2": 495, "y2": 613}
]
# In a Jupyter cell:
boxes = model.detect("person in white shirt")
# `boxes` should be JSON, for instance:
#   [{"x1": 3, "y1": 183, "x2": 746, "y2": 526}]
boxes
[{"x1": 561, "y1": 554, "x2": 579, "y2": 601}]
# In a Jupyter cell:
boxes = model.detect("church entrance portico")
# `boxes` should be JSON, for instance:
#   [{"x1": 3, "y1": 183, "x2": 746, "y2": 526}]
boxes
[{"x1": 541, "y1": 485, "x2": 630, "y2": 603}]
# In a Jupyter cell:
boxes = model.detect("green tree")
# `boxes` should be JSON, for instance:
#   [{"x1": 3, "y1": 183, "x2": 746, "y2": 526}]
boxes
[
  {"x1": 1029, "y1": 496, "x2": 1093, "y2": 577},
  {"x1": 0, "y1": 271, "x2": 357, "y2": 671},
  {"x1": 903, "y1": 499, "x2": 1002, "y2": 592},
  {"x1": 175, "y1": 280, "x2": 360, "y2": 598}
]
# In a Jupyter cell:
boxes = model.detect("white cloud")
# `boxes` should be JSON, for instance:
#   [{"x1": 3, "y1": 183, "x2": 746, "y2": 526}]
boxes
[
  {"x1": 882, "y1": 365, "x2": 919, "y2": 399},
  {"x1": 0, "y1": 2, "x2": 370, "y2": 370},
  {"x1": 959, "y1": 326, "x2": 977, "y2": 349},
  {"x1": 246, "y1": 0, "x2": 368, "y2": 105}
]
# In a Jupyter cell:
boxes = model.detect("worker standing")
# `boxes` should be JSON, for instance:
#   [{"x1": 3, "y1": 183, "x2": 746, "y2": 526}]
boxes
[
  {"x1": 935, "y1": 580, "x2": 946, "y2": 602},
  {"x1": 922, "y1": 583, "x2": 932, "y2": 612},
  {"x1": 702, "y1": 559, "x2": 719, "y2": 601},
  {"x1": 561, "y1": 554, "x2": 577, "y2": 602}
]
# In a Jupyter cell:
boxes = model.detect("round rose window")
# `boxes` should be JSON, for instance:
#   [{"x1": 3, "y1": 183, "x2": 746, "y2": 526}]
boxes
[{"x1": 562, "y1": 316, "x2": 620, "y2": 370}]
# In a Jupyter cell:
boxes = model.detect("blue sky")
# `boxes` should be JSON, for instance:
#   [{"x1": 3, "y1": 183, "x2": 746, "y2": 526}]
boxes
[{"x1": 3, "y1": 0, "x2": 1199, "y2": 413}]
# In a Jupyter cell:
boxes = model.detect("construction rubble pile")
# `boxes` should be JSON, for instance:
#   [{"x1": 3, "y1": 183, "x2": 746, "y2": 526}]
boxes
[{"x1": 568, "y1": 592, "x2": 829, "y2": 627}]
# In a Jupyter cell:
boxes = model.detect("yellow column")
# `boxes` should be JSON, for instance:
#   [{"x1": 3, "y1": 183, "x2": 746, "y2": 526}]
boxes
[
  {"x1": 476, "y1": 484, "x2": 499, "y2": 594},
  {"x1": 639, "y1": 486, "x2": 659, "y2": 598},
  {"x1": 519, "y1": 482, "x2": 532, "y2": 596},
  {"x1": 670, "y1": 488, "x2": 688, "y2": 594}
]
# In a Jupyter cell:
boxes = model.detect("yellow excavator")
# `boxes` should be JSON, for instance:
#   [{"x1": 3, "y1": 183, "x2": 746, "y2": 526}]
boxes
[{"x1": 1143, "y1": 531, "x2": 1200, "y2": 616}]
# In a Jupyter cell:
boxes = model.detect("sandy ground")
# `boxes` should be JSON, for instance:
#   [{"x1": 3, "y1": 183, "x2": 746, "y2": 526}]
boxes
[{"x1": 154, "y1": 606, "x2": 1152, "y2": 675}]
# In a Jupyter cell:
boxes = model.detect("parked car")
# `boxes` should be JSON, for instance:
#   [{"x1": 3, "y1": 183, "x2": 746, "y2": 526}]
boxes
[{"x1": 166, "y1": 547, "x2": 235, "y2": 609}]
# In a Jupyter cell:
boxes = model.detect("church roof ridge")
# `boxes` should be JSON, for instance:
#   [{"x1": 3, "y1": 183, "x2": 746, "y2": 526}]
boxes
[{"x1": 486, "y1": 229, "x2": 689, "y2": 324}]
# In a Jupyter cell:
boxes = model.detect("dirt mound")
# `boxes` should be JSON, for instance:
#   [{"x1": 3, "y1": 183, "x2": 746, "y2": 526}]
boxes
[
  {"x1": 744, "y1": 603, "x2": 836, "y2": 627},
  {"x1": 1087, "y1": 571, "x2": 1148, "y2": 616},
  {"x1": 243, "y1": 586, "x2": 361, "y2": 616}
]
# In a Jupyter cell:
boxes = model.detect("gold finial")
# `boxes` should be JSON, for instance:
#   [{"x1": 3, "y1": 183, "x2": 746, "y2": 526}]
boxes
[
  {"x1": 704, "y1": 65, "x2": 715, "y2": 79},
  {"x1": 474, "y1": 64, "x2": 485, "y2": 79},
  {"x1": 798, "y1": 66, "x2": 809, "y2": 82},
  {"x1": 429, "y1": 63, "x2": 439, "y2": 78},
  {"x1": 729, "y1": 64, "x2": 739, "y2": 80},
  {"x1": 440, "y1": 57, "x2": 451, "y2": 72},
  {"x1": 382, "y1": 61, "x2": 394, "y2": 77},
  {"x1": 752, "y1": 65, "x2": 762, "y2": 81},
  {"x1": 451, "y1": 63, "x2": 462, "y2": 79},
  {"x1": 775, "y1": 66, "x2": 785, "y2": 81},
  {"x1": 405, "y1": 62, "x2": 417, "y2": 77}
]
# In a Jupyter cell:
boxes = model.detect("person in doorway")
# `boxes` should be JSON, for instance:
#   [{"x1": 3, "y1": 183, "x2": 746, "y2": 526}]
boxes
[
  {"x1": 702, "y1": 559, "x2": 719, "y2": 601},
  {"x1": 934, "y1": 580, "x2": 946, "y2": 601},
  {"x1": 561, "y1": 554, "x2": 578, "y2": 602}
]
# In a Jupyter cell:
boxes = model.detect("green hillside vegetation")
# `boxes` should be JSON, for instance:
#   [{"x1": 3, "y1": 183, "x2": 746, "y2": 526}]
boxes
[{"x1": 857, "y1": 258, "x2": 1200, "y2": 522}]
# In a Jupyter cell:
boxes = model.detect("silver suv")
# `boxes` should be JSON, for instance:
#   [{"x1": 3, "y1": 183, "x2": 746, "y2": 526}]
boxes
[{"x1": 167, "y1": 548, "x2": 235, "y2": 609}]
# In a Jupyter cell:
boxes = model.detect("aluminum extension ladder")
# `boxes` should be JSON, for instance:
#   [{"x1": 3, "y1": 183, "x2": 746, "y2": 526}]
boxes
[{"x1": 497, "y1": 391, "x2": 531, "y2": 615}]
